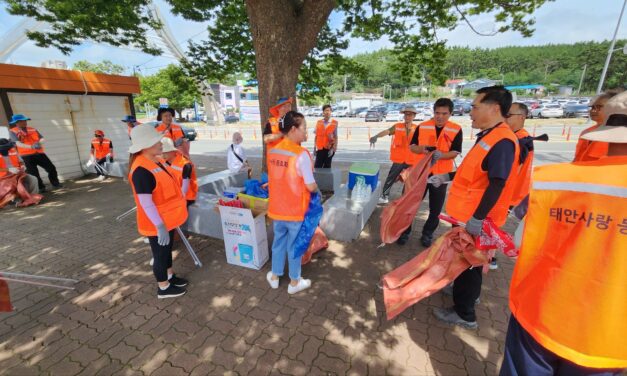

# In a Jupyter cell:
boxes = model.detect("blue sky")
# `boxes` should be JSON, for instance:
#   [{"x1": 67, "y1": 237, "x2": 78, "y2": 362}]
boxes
[{"x1": 0, "y1": 0, "x2": 625, "y2": 76}]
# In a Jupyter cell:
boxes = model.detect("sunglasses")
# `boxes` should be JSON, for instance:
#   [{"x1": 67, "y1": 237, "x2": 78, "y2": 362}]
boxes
[
  {"x1": 589, "y1": 105, "x2": 604, "y2": 111},
  {"x1": 506, "y1": 113, "x2": 525, "y2": 118}
]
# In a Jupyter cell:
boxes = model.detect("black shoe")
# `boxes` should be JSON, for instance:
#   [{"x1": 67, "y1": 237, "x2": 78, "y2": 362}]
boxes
[
  {"x1": 396, "y1": 234, "x2": 409, "y2": 246},
  {"x1": 157, "y1": 284, "x2": 186, "y2": 299},
  {"x1": 420, "y1": 234, "x2": 433, "y2": 247},
  {"x1": 39, "y1": 187, "x2": 46, "y2": 193},
  {"x1": 168, "y1": 274, "x2": 188, "y2": 287},
  {"x1": 52, "y1": 183, "x2": 63, "y2": 189}
]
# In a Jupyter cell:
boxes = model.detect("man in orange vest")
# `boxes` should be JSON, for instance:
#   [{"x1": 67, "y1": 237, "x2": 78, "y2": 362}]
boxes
[
  {"x1": 90, "y1": 130, "x2": 114, "y2": 181},
  {"x1": 501, "y1": 91, "x2": 627, "y2": 375},
  {"x1": 0, "y1": 138, "x2": 39, "y2": 200},
  {"x1": 263, "y1": 97, "x2": 292, "y2": 151},
  {"x1": 433, "y1": 86, "x2": 519, "y2": 329},
  {"x1": 408, "y1": 98, "x2": 463, "y2": 247},
  {"x1": 369, "y1": 105, "x2": 420, "y2": 209},
  {"x1": 573, "y1": 89, "x2": 622, "y2": 162},
  {"x1": 314, "y1": 104, "x2": 338, "y2": 168},
  {"x1": 8, "y1": 114, "x2": 62, "y2": 192}
]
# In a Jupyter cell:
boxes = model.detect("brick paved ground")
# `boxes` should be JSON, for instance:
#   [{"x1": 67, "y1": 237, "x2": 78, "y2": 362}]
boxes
[{"x1": 0, "y1": 154, "x2": 518, "y2": 375}]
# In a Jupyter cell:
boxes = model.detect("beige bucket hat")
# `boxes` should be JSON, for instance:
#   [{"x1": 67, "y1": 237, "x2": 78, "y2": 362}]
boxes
[
  {"x1": 129, "y1": 124, "x2": 164, "y2": 154},
  {"x1": 582, "y1": 91, "x2": 627, "y2": 143}
]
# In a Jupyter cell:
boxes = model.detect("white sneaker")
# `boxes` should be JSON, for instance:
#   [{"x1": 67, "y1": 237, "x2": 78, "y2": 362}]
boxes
[
  {"x1": 287, "y1": 278, "x2": 311, "y2": 294},
  {"x1": 378, "y1": 196, "x2": 389, "y2": 204},
  {"x1": 149, "y1": 258, "x2": 154, "y2": 266},
  {"x1": 143, "y1": 238, "x2": 150, "y2": 244},
  {"x1": 97, "y1": 175, "x2": 106, "y2": 181},
  {"x1": 266, "y1": 272, "x2": 279, "y2": 289}
]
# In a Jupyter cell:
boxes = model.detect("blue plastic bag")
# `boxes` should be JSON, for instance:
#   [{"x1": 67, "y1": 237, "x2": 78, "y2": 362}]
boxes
[
  {"x1": 293, "y1": 192, "x2": 324, "y2": 259},
  {"x1": 244, "y1": 179, "x2": 268, "y2": 198}
]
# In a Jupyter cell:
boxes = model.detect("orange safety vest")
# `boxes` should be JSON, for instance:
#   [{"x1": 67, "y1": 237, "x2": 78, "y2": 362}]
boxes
[
  {"x1": 0, "y1": 147, "x2": 21, "y2": 177},
  {"x1": 446, "y1": 123, "x2": 520, "y2": 227},
  {"x1": 10, "y1": 127, "x2": 44, "y2": 156},
  {"x1": 573, "y1": 123, "x2": 609, "y2": 162},
  {"x1": 156, "y1": 123, "x2": 185, "y2": 142},
  {"x1": 315, "y1": 119, "x2": 338, "y2": 150},
  {"x1": 390, "y1": 122, "x2": 419, "y2": 165},
  {"x1": 129, "y1": 154, "x2": 188, "y2": 236},
  {"x1": 509, "y1": 156, "x2": 627, "y2": 369},
  {"x1": 168, "y1": 153, "x2": 198, "y2": 201},
  {"x1": 413, "y1": 120, "x2": 462, "y2": 174},
  {"x1": 91, "y1": 138, "x2": 112, "y2": 160},
  {"x1": 267, "y1": 138, "x2": 312, "y2": 222},
  {"x1": 266, "y1": 117, "x2": 283, "y2": 150},
  {"x1": 510, "y1": 128, "x2": 534, "y2": 207}
]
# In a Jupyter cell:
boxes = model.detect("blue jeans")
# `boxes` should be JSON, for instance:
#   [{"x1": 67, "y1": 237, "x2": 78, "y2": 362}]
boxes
[
  {"x1": 500, "y1": 315, "x2": 623, "y2": 376},
  {"x1": 271, "y1": 220, "x2": 303, "y2": 280}
]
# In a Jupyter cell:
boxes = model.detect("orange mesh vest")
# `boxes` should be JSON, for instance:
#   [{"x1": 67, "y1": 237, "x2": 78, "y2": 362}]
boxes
[
  {"x1": 129, "y1": 154, "x2": 187, "y2": 236},
  {"x1": 156, "y1": 123, "x2": 185, "y2": 141},
  {"x1": 510, "y1": 156, "x2": 627, "y2": 369},
  {"x1": 574, "y1": 123, "x2": 609, "y2": 162},
  {"x1": 446, "y1": 123, "x2": 520, "y2": 226},
  {"x1": 0, "y1": 147, "x2": 20, "y2": 177},
  {"x1": 390, "y1": 123, "x2": 419, "y2": 165},
  {"x1": 510, "y1": 128, "x2": 534, "y2": 207},
  {"x1": 315, "y1": 119, "x2": 337, "y2": 150},
  {"x1": 414, "y1": 120, "x2": 462, "y2": 174},
  {"x1": 10, "y1": 127, "x2": 43, "y2": 156},
  {"x1": 268, "y1": 138, "x2": 312, "y2": 222},
  {"x1": 91, "y1": 138, "x2": 112, "y2": 159},
  {"x1": 266, "y1": 117, "x2": 283, "y2": 150},
  {"x1": 168, "y1": 153, "x2": 198, "y2": 201}
]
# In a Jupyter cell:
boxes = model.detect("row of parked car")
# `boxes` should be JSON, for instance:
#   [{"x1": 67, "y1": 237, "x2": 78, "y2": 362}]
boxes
[{"x1": 523, "y1": 98, "x2": 591, "y2": 118}]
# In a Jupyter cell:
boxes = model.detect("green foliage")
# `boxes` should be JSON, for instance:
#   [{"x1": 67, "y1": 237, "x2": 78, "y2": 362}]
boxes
[
  {"x1": 134, "y1": 65, "x2": 200, "y2": 115},
  {"x1": 72, "y1": 60, "x2": 126, "y2": 75}
]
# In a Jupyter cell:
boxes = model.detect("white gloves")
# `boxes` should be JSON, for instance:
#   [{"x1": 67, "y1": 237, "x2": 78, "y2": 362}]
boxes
[
  {"x1": 8, "y1": 167, "x2": 20, "y2": 174},
  {"x1": 427, "y1": 173, "x2": 450, "y2": 188},
  {"x1": 156, "y1": 223, "x2": 170, "y2": 246}
]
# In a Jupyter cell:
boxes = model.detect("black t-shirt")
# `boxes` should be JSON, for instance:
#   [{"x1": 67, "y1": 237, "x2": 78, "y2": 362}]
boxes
[
  {"x1": 476, "y1": 125, "x2": 515, "y2": 180},
  {"x1": 410, "y1": 124, "x2": 463, "y2": 153},
  {"x1": 182, "y1": 163, "x2": 192, "y2": 179}
]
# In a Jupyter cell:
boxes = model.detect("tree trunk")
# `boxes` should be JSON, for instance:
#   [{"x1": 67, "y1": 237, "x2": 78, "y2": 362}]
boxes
[{"x1": 246, "y1": 0, "x2": 335, "y2": 171}]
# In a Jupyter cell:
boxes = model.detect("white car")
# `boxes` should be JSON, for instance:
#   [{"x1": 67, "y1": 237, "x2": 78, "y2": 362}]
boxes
[
  {"x1": 334, "y1": 108, "x2": 349, "y2": 117},
  {"x1": 385, "y1": 110, "x2": 403, "y2": 122},
  {"x1": 530, "y1": 104, "x2": 563, "y2": 118}
]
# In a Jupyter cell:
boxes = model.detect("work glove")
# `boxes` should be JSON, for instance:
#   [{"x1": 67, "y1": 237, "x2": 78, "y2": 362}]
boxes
[
  {"x1": 427, "y1": 173, "x2": 450, "y2": 188},
  {"x1": 369, "y1": 135, "x2": 378, "y2": 145},
  {"x1": 8, "y1": 167, "x2": 20, "y2": 174},
  {"x1": 174, "y1": 138, "x2": 184, "y2": 147},
  {"x1": 32, "y1": 142, "x2": 42, "y2": 150},
  {"x1": 156, "y1": 223, "x2": 170, "y2": 246},
  {"x1": 465, "y1": 217, "x2": 484, "y2": 237},
  {"x1": 106, "y1": 154, "x2": 113, "y2": 163},
  {"x1": 432, "y1": 150, "x2": 442, "y2": 161}
]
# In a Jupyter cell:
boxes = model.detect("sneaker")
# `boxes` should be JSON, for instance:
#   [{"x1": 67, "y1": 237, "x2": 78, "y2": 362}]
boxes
[
  {"x1": 420, "y1": 234, "x2": 433, "y2": 247},
  {"x1": 432, "y1": 307, "x2": 478, "y2": 329},
  {"x1": 149, "y1": 258, "x2": 154, "y2": 266},
  {"x1": 96, "y1": 175, "x2": 106, "y2": 181},
  {"x1": 489, "y1": 258, "x2": 498, "y2": 270},
  {"x1": 169, "y1": 274, "x2": 188, "y2": 287},
  {"x1": 157, "y1": 284, "x2": 186, "y2": 299},
  {"x1": 287, "y1": 278, "x2": 311, "y2": 294},
  {"x1": 266, "y1": 271, "x2": 279, "y2": 289},
  {"x1": 396, "y1": 233, "x2": 409, "y2": 246},
  {"x1": 52, "y1": 183, "x2": 63, "y2": 189},
  {"x1": 143, "y1": 238, "x2": 150, "y2": 244},
  {"x1": 378, "y1": 196, "x2": 389, "y2": 204}
]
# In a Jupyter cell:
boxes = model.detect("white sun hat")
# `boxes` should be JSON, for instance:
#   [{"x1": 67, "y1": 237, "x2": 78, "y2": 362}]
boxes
[
  {"x1": 129, "y1": 124, "x2": 164, "y2": 154},
  {"x1": 160, "y1": 137, "x2": 178, "y2": 153}
]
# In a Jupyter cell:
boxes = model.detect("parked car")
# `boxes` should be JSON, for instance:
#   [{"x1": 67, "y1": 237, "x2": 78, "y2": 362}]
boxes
[
  {"x1": 385, "y1": 110, "x2": 403, "y2": 122},
  {"x1": 334, "y1": 107, "x2": 349, "y2": 117},
  {"x1": 365, "y1": 110, "x2": 384, "y2": 122},
  {"x1": 181, "y1": 126, "x2": 197, "y2": 141},
  {"x1": 530, "y1": 104, "x2": 564, "y2": 118},
  {"x1": 452, "y1": 102, "x2": 465, "y2": 116},
  {"x1": 563, "y1": 104, "x2": 589, "y2": 118},
  {"x1": 371, "y1": 106, "x2": 388, "y2": 116},
  {"x1": 224, "y1": 114, "x2": 239, "y2": 123},
  {"x1": 348, "y1": 107, "x2": 367, "y2": 117},
  {"x1": 356, "y1": 108, "x2": 369, "y2": 118}
]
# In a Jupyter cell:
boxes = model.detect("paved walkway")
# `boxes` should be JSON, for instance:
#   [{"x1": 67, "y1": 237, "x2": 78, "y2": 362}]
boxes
[{"x1": 0, "y1": 155, "x2": 517, "y2": 375}]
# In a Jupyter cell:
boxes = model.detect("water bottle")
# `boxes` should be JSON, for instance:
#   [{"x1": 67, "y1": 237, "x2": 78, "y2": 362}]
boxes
[{"x1": 364, "y1": 183, "x2": 372, "y2": 200}]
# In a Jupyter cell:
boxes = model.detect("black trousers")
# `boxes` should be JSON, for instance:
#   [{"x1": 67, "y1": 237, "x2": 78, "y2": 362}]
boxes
[
  {"x1": 22, "y1": 153, "x2": 60, "y2": 189},
  {"x1": 453, "y1": 266, "x2": 483, "y2": 322},
  {"x1": 381, "y1": 162, "x2": 410, "y2": 197},
  {"x1": 95, "y1": 158, "x2": 107, "y2": 176},
  {"x1": 314, "y1": 148, "x2": 334, "y2": 168},
  {"x1": 148, "y1": 230, "x2": 175, "y2": 282},
  {"x1": 401, "y1": 179, "x2": 448, "y2": 238}
]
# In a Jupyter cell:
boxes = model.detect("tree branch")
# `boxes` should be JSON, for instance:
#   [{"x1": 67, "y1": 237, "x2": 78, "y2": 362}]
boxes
[{"x1": 453, "y1": 3, "x2": 498, "y2": 37}]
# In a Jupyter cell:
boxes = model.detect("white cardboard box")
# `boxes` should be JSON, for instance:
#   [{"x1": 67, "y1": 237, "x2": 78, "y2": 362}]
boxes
[{"x1": 218, "y1": 205, "x2": 269, "y2": 270}]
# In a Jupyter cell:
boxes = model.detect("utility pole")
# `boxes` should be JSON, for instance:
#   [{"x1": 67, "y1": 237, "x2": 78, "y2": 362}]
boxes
[
  {"x1": 597, "y1": 0, "x2": 627, "y2": 94},
  {"x1": 577, "y1": 64, "x2": 587, "y2": 96}
]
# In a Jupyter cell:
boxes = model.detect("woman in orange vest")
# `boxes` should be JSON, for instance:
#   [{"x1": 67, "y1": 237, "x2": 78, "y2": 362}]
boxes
[
  {"x1": 314, "y1": 104, "x2": 338, "y2": 168},
  {"x1": 128, "y1": 124, "x2": 189, "y2": 299},
  {"x1": 8, "y1": 114, "x2": 61, "y2": 192},
  {"x1": 263, "y1": 97, "x2": 292, "y2": 152},
  {"x1": 433, "y1": 86, "x2": 519, "y2": 330},
  {"x1": 573, "y1": 89, "x2": 622, "y2": 162},
  {"x1": 369, "y1": 106, "x2": 420, "y2": 205},
  {"x1": 266, "y1": 111, "x2": 318, "y2": 294},
  {"x1": 90, "y1": 130, "x2": 114, "y2": 181},
  {"x1": 160, "y1": 137, "x2": 198, "y2": 207},
  {"x1": 156, "y1": 108, "x2": 186, "y2": 147},
  {"x1": 502, "y1": 92, "x2": 627, "y2": 375}
]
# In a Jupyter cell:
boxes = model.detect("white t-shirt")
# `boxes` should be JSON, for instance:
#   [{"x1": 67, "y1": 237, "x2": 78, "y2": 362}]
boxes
[
  {"x1": 227, "y1": 144, "x2": 247, "y2": 173},
  {"x1": 295, "y1": 151, "x2": 315, "y2": 184}
]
